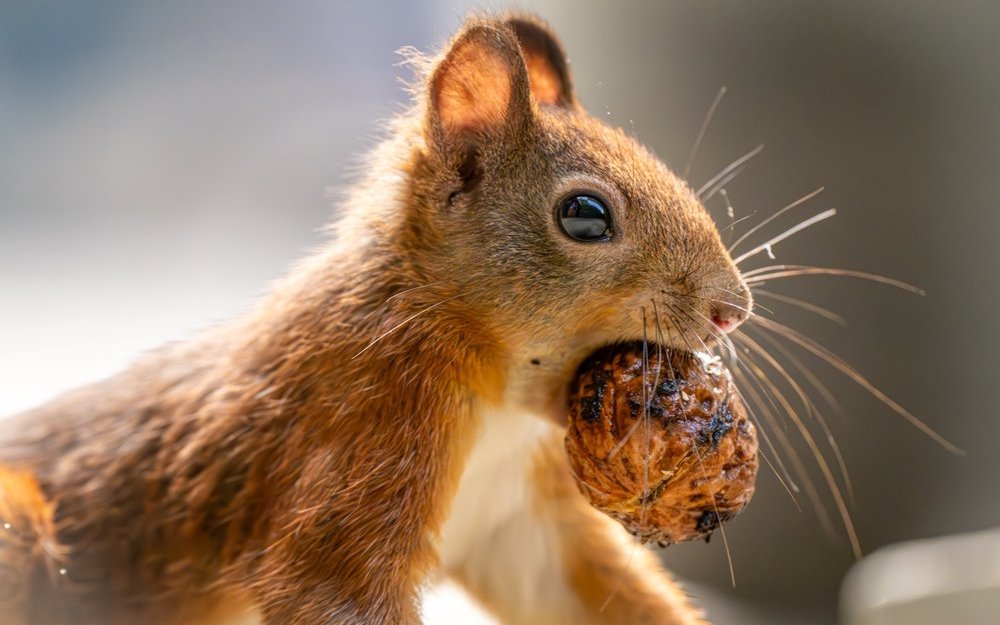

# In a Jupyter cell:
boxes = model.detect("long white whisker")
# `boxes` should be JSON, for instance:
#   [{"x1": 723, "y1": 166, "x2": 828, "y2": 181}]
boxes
[
  {"x1": 352, "y1": 292, "x2": 466, "y2": 359},
  {"x1": 738, "y1": 341, "x2": 862, "y2": 558},
  {"x1": 733, "y1": 356, "x2": 837, "y2": 536},
  {"x1": 733, "y1": 209, "x2": 837, "y2": 266},
  {"x1": 690, "y1": 440, "x2": 737, "y2": 587},
  {"x1": 752, "y1": 288, "x2": 848, "y2": 327},
  {"x1": 697, "y1": 144, "x2": 765, "y2": 199},
  {"x1": 753, "y1": 316, "x2": 963, "y2": 454},
  {"x1": 736, "y1": 330, "x2": 855, "y2": 505},
  {"x1": 718, "y1": 212, "x2": 755, "y2": 237},
  {"x1": 729, "y1": 365, "x2": 802, "y2": 495},
  {"x1": 683, "y1": 86, "x2": 727, "y2": 180},
  {"x1": 383, "y1": 280, "x2": 447, "y2": 303},
  {"x1": 729, "y1": 187, "x2": 825, "y2": 253},
  {"x1": 758, "y1": 449, "x2": 802, "y2": 511},
  {"x1": 747, "y1": 322, "x2": 845, "y2": 419},
  {"x1": 744, "y1": 265, "x2": 925, "y2": 295},
  {"x1": 701, "y1": 165, "x2": 747, "y2": 203},
  {"x1": 736, "y1": 350, "x2": 839, "y2": 538}
]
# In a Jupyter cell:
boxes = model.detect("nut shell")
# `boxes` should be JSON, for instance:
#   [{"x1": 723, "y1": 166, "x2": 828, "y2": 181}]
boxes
[{"x1": 565, "y1": 343, "x2": 758, "y2": 545}]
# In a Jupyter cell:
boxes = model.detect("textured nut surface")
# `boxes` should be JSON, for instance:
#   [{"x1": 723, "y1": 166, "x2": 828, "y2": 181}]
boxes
[{"x1": 565, "y1": 342, "x2": 758, "y2": 545}]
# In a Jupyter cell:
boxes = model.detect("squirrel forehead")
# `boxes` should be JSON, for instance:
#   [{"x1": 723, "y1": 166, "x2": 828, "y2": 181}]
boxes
[{"x1": 533, "y1": 108, "x2": 692, "y2": 206}]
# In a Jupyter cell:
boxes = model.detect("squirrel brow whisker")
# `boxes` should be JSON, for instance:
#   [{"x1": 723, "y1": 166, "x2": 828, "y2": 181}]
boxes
[
  {"x1": 728, "y1": 187, "x2": 825, "y2": 254},
  {"x1": 683, "y1": 85, "x2": 727, "y2": 180},
  {"x1": 733, "y1": 209, "x2": 837, "y2": 266},
  {"x1": 696, "y1": 144, "x2": 765, "y2": 199}
]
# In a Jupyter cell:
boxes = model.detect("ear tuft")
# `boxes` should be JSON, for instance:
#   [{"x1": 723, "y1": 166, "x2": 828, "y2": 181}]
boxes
[
  {"x1": 504, "y1": 15, "x2": 576, "y2": 108},
  {"x1": 429, "y1": 23, "x2": 529, "y2": 143}
]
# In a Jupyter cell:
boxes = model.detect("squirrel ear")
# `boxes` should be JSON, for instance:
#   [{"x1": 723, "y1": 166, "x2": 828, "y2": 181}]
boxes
[
  {"x1": 427, "y1": 22, "x2": 532, "y2": 152},
  {"x1": 504, "y1": 15, "x2": 576, "y2": 108}
]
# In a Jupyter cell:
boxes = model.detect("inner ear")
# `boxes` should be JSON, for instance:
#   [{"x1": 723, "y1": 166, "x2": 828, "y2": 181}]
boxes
[
  {"x1": 505, "y1": 15, "x2": 576, "y2": 108},
  {"x1": 428, "y1": 23, "x2": 532, "y2": 148}
]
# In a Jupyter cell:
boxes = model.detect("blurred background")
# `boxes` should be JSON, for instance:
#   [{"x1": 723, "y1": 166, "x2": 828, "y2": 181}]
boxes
[{"x1": 2, "y1": 1, "x2": 998, "y2": 623}]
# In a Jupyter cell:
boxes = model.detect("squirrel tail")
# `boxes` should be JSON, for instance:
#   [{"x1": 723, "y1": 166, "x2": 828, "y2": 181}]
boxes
[{"x1": 0, "y1": 466, "x2": 64, "y2": 625}]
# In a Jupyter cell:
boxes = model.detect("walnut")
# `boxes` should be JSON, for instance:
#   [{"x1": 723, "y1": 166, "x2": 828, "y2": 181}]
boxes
[{"x1": 566, "y1": 343, "x2": 758, "y2": 545}]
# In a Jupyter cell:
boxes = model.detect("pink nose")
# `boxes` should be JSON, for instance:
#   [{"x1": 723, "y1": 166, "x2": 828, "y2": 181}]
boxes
[{"x1": 711, "y1": 302, "x2": 748, "y2": 334}]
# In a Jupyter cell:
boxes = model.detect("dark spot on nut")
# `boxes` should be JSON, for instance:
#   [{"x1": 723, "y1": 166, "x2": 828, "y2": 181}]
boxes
[
  {"x1": 628, "y1": 396, "x2": 642, "y2": 416},
  {"x1": 580, "y1": 396, "x2": 602, "y2": 423},
  {"x1": 656, "y1": 378, "x2": 679, "y2": 396},
  {"x1": 699, "y1": 404, "x2": 734, "y2": 448},
  {"x1": 696, "y1": 511, "x2": 719, "y2": 538}
]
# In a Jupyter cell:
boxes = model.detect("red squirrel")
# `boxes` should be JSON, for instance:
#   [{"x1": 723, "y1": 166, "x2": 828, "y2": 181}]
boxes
[{"x1": 0, "y1": 14, "x2": 752, "y2": 625}]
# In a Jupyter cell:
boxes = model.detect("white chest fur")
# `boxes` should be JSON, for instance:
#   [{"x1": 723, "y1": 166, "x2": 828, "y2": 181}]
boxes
[
  {"x1": 438, "y1": 405, "x2": 554, "y2": 568},
  {"x1": 435, "y1": 404, "x2": 579, "y2": 619}
]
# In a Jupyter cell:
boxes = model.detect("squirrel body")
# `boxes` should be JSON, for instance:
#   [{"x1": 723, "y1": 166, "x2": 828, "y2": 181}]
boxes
[{"x1": 0, "y1": 14, "x2": 750, "y2": 625}]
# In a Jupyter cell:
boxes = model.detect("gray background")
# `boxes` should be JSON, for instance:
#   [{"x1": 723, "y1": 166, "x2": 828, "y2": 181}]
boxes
[{"x1": 2, "y1": 1, "x2": 998, "y2": 623}]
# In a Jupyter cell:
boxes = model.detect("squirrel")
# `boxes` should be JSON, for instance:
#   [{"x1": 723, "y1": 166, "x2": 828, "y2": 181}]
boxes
[{"x1": 0, "y1": 13, "x2": 753, "y2": 625}]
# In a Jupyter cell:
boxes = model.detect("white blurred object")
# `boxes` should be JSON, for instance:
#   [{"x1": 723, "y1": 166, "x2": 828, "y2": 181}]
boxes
[
  {"x1": 842, "y1": 529, "x2": 1000, "y2": 624},
  {"x1": 419, "y1": 577, "x2": 826, "y2": 625},
  {"x1": 422, "y1": 579, "x2": 498, "y2": 625}
]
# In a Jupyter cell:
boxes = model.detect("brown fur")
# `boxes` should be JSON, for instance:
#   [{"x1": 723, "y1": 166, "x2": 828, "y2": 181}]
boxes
[{"x1": 0, "y1": 13, "x2": 749, "y2": 625}]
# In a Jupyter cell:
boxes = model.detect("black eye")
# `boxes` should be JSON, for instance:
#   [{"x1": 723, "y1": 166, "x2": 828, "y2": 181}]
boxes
[{"x1": 557, "y1": 194, "x2": 613, "y2": 242}]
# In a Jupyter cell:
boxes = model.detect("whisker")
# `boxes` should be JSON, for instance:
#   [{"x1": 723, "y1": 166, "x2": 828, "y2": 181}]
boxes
[
  {"x1": 730, "y1": 366, "x2": 805, "y2": 513},
  {"x1": 598, "y1": 304, "x2": 648, "y2": 614},
  {"x1": 748, "y1": 323, "x2": 845, "y2": 419},
  {"x1": 690, "y1": 440, "x2": 737, "y2": 588},
  {"x1": 719, "y1": 188, "x2": 735, "y2": 220},
  {"x1": 735, "y1": 330, "x2": 855, "y2": 505},
  {"x1": 713, "y1": 285, "x2": 757, "y2": 305},
  {"x1": 732, "y1": 358, "x2": 838, "y2": 535},
  {"x1": 729, "y1": 365, "x2": 801, "y2": 494},
  {"x1": 701, "y1": 164, "x2": 747, "y2": 203},
  {"x1": 758, "y1": 449, "x2": 802, "y2": 511},
  {"x1": 733, "y1": 209, "x2": 838, "y2": 266},
  {"x1": 718, "y1": 212, "x2": 755, "y2": 237},
  {"x1": 734, "y1": 349, "x2": 841, "y2": 542},
  {"x1": 664, "y1": 301, "x2": 709, "y2": 357},
  {"x1": 739, "y1": 344, "x2": 862, "y2": 557},
  {"x1": 683, "y1": 304, "x2": 740, "y2": 360},
  {"x1": 743, "y1": 265, "x2": 925, "y2": 295},
  {"x1": 604, "y1": 306, "x2": 666, "y2": 461},
  {"x1": 729, "y1": 187, "x2": 825, "y2": 253},
  {"x1": 683, "y1": 85, "x2": 727, "y2": 180},
  {"x1": 607, "y1": 306, "x2": 666, "y2": 461},
  {"x1": 383, "y1": 280, "x2": 447, "y2": 303},
  {"x1": 640, "y1": 307, "x2": 651, "y2": 533},
  {"x1": 610, "y1": 301, "x2": 680, "y2": 461},
  {"x1": 753, "y1": 316, "x2": 963, "y2": 454},
  {"x1": 718, "y1": 330, "x2": 740, "y2": 371},
  {"x1": 352, "y1": 292, "x2": 467, "y2": 359},
  {"x1": 670, "y1": 302, "x2": 727, "y2": 360},
  {"x1": 650, "y1": 299, "x2": 669, "y2": 403},
  {"x1": 752, "y1": 288, "x2": 847, "y2": 327},
  {"x1": 718, "y1": 188, "x2": 743, "y2": 249},
  {"x1": 696, "y1": 144, "x2": 765, "y2": 199},
  {"x1": 682, "y1": 290, "x2": 768, "y2": 317}
]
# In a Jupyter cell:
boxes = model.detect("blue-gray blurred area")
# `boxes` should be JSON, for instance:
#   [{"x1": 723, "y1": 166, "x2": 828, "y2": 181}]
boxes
[
  {"x1": 0, "y1": 0, "x2": 434, "y2": 403},
  {"x1": 2, "y1": 2, "x2": 999, "y2": 624}
]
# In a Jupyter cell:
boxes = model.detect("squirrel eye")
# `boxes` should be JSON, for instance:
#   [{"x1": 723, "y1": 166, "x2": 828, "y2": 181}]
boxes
[{"x1": 557, "y1": 194, "x2": 613, "y2": 242}]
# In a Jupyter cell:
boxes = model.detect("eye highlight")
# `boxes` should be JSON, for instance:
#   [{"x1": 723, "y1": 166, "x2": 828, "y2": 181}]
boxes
[{"x1": 557, "y1": 194, "x2": 613, "y2": 242}]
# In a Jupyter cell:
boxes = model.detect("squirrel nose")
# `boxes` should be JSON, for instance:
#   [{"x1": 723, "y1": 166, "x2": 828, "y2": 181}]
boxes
[{"x1": 710, "y1": 300, "x2": 749, "y2": 334}]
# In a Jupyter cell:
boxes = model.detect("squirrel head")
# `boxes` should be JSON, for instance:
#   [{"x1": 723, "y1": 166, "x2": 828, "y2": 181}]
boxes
[{"x1": 381, "y1": 14, "x2": 751, "y2": 392}]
